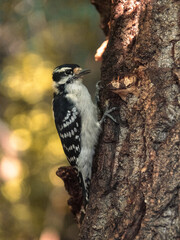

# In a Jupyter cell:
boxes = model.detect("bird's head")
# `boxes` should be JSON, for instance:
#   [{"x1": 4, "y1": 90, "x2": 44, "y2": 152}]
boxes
[{"x1": 52, "y1": 64, "x2": 90, "y2": 94}]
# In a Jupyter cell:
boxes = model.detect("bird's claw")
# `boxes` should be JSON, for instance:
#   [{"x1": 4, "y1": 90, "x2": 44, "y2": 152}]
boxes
[{"x1": 100, "y1": 106, "x2": 118, "y2": 125}]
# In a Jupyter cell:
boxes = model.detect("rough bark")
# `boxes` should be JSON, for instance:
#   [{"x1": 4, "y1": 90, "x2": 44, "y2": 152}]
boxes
[
  {"x1": 56, "y1": 167, "x2": 85, "y2": 225},
  {"x1": 79, "y1": 0, "x2": 180, "y2": 239}
]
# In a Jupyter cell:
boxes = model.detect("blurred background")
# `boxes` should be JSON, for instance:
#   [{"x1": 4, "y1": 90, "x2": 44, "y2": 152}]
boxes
[{"x1": 0, "y1": 0, "x2": 103, "y2": 239}]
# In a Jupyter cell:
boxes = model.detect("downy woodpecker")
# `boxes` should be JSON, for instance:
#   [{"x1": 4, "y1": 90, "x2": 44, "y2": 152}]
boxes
[{"x1": 52, "y1": 64, "x2": 115, "y2": 202}]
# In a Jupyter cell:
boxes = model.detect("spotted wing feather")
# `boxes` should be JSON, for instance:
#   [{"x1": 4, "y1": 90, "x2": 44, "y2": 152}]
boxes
[{"x1": 55, "y1": 106, "x2": 81, "y2": 166}]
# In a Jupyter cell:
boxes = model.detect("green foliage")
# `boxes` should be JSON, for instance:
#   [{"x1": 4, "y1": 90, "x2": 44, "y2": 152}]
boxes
[{"x1": 0, "y1": 0, "x2": 101, "y2": 239}]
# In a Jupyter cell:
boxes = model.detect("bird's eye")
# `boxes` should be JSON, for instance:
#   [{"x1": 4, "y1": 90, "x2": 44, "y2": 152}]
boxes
[
  {"x1": 66, "y1": 79, "x2": 72, "y2": 84},
  {"x1": 65, "y1": 70, "x2": 72, "y2": 75}
]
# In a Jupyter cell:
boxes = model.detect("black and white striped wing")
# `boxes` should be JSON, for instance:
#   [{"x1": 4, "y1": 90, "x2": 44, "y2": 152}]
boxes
[{"x1": 55, "y1": 107, "x2": 81, "y2": 166}]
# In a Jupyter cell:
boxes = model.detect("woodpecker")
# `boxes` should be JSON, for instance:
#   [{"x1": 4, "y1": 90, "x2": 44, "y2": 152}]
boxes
[{"x1": 52, "y1": 64, "x2": 116, "y2": 202}]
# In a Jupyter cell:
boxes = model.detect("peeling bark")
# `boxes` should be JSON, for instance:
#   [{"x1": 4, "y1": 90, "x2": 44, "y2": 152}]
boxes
[{"x1": 79, "y1": 0, "x2": 180, "y2": 239}]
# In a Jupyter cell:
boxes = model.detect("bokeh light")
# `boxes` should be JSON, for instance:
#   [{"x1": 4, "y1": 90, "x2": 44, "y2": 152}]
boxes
[
  {"x1": 0, "y1": 0, "x2": 102, "y2": 239},
  {"x1": 1, "y1": 179, "x2": 22, "y2": 202},
  {"x1": 40, "y1": 228, "x2": 60, "y2": 240},
  {"x1": 0, "y1": 156, "x2": 22, "y2": 181}
]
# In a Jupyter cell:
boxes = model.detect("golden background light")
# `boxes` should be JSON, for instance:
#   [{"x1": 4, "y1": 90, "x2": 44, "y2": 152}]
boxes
[{"x1": 0, "y1": 1, "x2": 100, "y2": 239}]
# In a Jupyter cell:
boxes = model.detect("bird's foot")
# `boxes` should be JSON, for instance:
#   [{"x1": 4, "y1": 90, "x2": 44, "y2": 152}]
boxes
[{"x1": 99, "y1": 104, "x2": 118, "y2": 125}]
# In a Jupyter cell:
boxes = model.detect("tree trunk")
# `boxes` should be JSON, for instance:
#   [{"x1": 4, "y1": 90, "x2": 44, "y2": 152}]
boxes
[{"x1": 79, "y1": 0, "x2": 180, "y2": 239}]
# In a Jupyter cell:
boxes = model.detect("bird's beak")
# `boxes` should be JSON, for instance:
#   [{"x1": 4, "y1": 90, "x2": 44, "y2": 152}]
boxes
[{"x1": 73, "y1": 68, "x2": 91, "y2": 79}]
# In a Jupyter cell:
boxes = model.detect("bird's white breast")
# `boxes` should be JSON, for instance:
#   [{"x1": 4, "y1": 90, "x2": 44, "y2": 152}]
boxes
[{"x1": 66, "y1": 81, "x2": 100, "y2": 175}]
